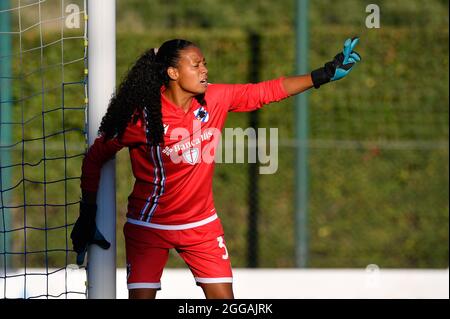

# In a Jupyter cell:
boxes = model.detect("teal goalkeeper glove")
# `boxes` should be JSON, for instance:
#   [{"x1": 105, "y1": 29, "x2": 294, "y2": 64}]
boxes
[
  {"x1": 311, "y1": 37, "x2": 361, "y2": 88},
  {"x1": 70, "y1": 201, "x2": 111, "y2": 265}
]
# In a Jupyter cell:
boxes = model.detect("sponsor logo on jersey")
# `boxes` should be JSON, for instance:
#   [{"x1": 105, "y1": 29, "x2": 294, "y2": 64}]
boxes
[
  {"x1": 162, "y1": 129, "x2": 214, "y2": 157},
  {"x1": 193, "y1": 106, "x2": 209, "y2": 123}
]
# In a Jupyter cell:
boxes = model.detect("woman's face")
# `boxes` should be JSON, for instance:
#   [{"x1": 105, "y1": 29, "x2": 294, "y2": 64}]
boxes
[{"x1": 168, "y1": 46, "x2": 209, "y2": 95}]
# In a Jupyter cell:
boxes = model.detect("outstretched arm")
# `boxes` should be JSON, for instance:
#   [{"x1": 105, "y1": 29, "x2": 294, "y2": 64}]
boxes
[
  {"x1": 282, "y1": 37, "x2": 361, "y2": 96},
  {"x1": 282, "y1": 74, "x2": 314, "y2": 95}
]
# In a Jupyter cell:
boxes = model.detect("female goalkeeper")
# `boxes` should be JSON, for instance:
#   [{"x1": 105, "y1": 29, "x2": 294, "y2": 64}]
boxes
[{"x1": 70, "y1": 38, "x2": 361, "y2": 299}]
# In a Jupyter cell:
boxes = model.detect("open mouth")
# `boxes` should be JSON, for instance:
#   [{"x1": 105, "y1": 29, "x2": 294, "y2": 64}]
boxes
[{"x1": 200, "y1": 79, "x2": 208, "y2": 87}]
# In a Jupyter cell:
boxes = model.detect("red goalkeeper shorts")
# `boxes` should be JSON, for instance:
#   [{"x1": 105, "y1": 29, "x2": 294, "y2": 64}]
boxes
[{"x1": 123, "y1": 215, "x2": 233, "y2": 290}]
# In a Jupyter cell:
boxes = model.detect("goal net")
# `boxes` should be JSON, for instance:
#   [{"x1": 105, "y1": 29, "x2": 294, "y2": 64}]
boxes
[{"x1": 1, "y1": 0, "x2": 88, "y2": 299}]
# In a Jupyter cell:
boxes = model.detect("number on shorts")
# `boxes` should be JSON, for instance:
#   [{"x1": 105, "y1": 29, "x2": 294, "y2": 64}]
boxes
[{"x1": 217, "y1": 236, "x2": 229, "y2": 260}]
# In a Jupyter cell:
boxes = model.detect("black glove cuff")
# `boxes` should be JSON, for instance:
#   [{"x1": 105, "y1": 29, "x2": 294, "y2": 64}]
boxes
[
  {"x1": 311, "y1": 67, "x2": 331, "y2": 89},
  {"x1": 79, "y1": 201, "x2": 97, "y2": 220}
]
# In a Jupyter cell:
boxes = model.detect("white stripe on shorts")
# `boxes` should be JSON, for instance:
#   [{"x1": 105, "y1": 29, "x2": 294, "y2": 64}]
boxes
[
  {"x1": 128, "y1": 282, "x2": 161, "y2": 290},
  {"x1": 194, "y1": 277, "x2": 233, "y2": 284}
]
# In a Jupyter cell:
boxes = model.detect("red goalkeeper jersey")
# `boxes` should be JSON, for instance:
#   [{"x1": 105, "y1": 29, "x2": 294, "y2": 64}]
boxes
[{"x1": 81, "y1": 78, "x2": 289, "y2": 228}]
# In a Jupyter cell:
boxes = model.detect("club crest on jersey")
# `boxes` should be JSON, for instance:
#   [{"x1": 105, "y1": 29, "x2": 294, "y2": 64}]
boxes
[
  {"x1": 182, "y1": 148, "x2": 199, "y2": 165},
  {"x1": 193, "y1": 106, "x2": 209, "y2": 123}
]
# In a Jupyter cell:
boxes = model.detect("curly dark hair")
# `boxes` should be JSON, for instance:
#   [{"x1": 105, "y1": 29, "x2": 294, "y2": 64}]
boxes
[{"x1": 98, "y1": 39, "x2": 205, "y2": 145}]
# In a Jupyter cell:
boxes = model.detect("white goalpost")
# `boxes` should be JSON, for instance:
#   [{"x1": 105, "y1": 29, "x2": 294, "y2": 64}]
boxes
[{"x1": 86, "y1": 0, "x2": 116, "y2": 299}]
